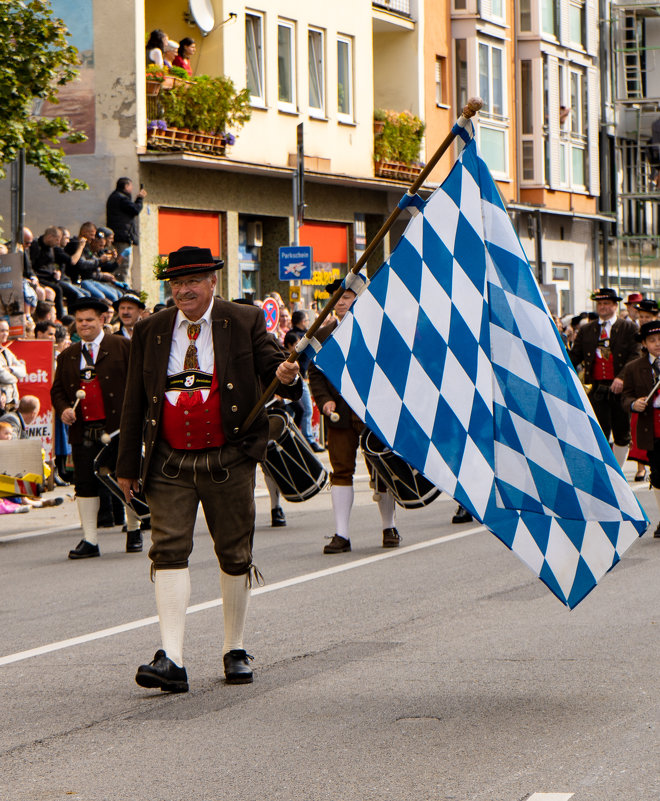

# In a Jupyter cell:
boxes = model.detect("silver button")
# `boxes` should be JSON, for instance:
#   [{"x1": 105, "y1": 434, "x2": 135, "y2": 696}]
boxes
[
  {"x1": 226, "y1": 383, "x2": 233, "y2": 390},
  {"x1": 186, "y1": 443, "x2": 191, "y2": 448},
  {"x1": 231, "y1": 405, "x2": 238, "y2": 412},
  {"x1": 151, "y1": 419, "x2": 156, "y2": 426},
  {"x1": 184, "y1": 411, "x2": 189, "y2": 415},
  {"x1": 233, "y1": 427, "x2": 239, "y2": 433},
  {"x1": 153, "y1": 396, "x2": 158, "y2": 403}
]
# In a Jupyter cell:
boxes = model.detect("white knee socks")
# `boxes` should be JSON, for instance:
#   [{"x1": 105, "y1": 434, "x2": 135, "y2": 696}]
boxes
[
  {"x1": 155, "y1": 568, "x2": 190, "y2": 667},
  {"x1": 612, "y1": 444, "x2": 629, "y2": 469},
  {"x1": 331, "y1": 484, "x2": 354, "y2": 540},
  {"x1": 377, "y1": 490, "x2": 396, "y2": 529},
  {"x1": 264, "y1": 473, "x2": 281, "y2": 510},
  {"x1": 125, "y1": 506, "x2": 140, "y2": 531},
  {"x1": 220, "y1": 570, "x2": 250, "y2": 655},
  {"x1": 76, "y1": 496, "x2": 100, "y2": 545}
]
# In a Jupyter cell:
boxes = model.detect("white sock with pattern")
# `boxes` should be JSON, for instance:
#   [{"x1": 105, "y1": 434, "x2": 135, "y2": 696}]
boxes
[
  {"x1": 155, "y1": 568, "x2": 190, "y2": 667},
  {"x1": 125, "y1": 506, "x2": 140, "y2": 531},
  {"x1": 220, "y1": 570, "x2": 250, "y2": 655},
  {"x1": 264, "y1": 473, "x2": 281, "y2": 510}
]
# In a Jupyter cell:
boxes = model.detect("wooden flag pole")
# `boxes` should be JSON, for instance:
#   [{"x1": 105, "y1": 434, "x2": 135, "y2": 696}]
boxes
[{"x1": 239, "y1": 96, "x2": 484, "y2": 435}]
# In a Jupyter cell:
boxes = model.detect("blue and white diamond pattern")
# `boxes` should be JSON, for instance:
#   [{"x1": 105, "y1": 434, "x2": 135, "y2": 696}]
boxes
[{"x1": 313, "y1": 130, "x2": 648, "y2": 608}]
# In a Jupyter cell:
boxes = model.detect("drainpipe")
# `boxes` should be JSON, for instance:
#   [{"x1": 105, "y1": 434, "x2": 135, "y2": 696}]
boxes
[
  {"x1": 599, "y1": 0, "x2": 611, "y2": 285},
  {"x1": 536, "y1": 209, "x2": 543, "y2": 284}
]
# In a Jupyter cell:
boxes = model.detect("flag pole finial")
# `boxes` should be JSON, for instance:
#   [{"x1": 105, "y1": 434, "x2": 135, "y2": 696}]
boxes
[{"x1": 462, "y1": 97, "x2": 483, "y2": 119}]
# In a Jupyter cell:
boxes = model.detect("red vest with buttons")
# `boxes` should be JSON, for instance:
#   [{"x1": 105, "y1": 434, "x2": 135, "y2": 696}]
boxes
[
  {"x1": 593, "y1": 324, "x2": 615, "y2": 381},
  {"x1": 79, "y1": 363, "x2": 106, "y2": 422},
  {"x1": 161, "y1": 369, "x2": 226, "y2": 450}
]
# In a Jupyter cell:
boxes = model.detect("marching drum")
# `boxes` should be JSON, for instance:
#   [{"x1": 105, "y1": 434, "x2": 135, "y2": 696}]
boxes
[
  {"x1": 360, "y1": 429, "x2": 441, "y2": 509},
  {"x1": 93, "y1": 430, "x2": 151, "y2": 519},
  {"x1": 263, "y1": 408, "x2": 328, "y2": 502}
]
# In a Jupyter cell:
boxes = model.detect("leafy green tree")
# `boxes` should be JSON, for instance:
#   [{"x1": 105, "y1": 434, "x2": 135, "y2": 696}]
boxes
[{"x1": 0, "y1": 0, "x2": 88, "y2": 192}]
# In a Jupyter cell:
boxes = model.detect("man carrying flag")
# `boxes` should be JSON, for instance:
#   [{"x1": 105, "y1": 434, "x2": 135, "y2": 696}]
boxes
[{"x1": 308, "y1": 120, "x2": 648, "y2": 608}]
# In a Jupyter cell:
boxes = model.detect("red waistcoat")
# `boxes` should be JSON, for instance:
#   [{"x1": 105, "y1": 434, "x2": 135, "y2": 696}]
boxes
[
  {"x1": 161, "y1": 369, "x2": 225, "y2": 450},
  {"x1": 80, "y1": 365, "x2": 106, "y2": 422}
]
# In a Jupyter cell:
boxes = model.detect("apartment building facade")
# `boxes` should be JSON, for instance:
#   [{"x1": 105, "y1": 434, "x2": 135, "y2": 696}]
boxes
[{"x1": 1, "y1": 0, "x2": 615, "y2": 313}]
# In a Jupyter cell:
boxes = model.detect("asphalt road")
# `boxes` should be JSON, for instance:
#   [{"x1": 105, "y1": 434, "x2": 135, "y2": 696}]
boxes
[{"x1": 0, "y1": 459, "x2": 658, "y2": 801}]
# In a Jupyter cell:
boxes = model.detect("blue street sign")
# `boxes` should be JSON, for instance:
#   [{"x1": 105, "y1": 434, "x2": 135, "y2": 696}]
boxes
[{"x1": 279, "y1": 246, "x2": 312, "y2": 281}]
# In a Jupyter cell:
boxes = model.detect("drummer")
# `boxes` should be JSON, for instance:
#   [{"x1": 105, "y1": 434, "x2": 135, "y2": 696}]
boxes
[
  {"x1": 308, "y1": 279, "x2": 400, "y2": 553},
  {"x1": 50, "y1": 298, "x2": 140, "y2": 558}
]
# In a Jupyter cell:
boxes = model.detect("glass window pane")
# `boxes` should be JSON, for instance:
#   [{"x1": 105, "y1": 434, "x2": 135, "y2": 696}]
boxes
[
  {"x1": 492, "y1": 0, "x2": 503, "y2": 17},
  {"x1": 337, "y1": 39, "x2": 351, "y2": 116},
  {"x1": 246, "y1": 15, "x2": 263, "y2": 100},
  {"x1": 572, "y1": 146, "x2": 585, "y2": 185},
  {"x1": 520, "y1": 0, "x2": 531, "y2": 30},
  {"x1": 309, "y1": 30, "x2": 323, "y2": 110},
  {"x1": 278, "y1": 24, "x2": 293, "y2": 104},
  {"x1": 569, "y1": 4, "x2": 583, "y2": 45},
  {"x1": 522, "y1": 140, "x2": 534, "y2": 180},
  {"x1": 479, "y1": 44, "x2": 490, "y2": 112},
  {"x1": 455, "y1": 39, "x2": 468, "y2": 110},
  {"x1": 570, "y1": 72, "x2": 579, "y2": 133},
  {"x1": 492, "y1": 48, "x2": 503, "y2": 115},
  {"x1": 480, "y1": 127, "x2": 506, "y2": 173},
  {"x1": 561, "y1": 143, "x2": 567, "y2": 183},
  {"x1": 541, "y1": 0, "x2": 555, "y2": 35}
]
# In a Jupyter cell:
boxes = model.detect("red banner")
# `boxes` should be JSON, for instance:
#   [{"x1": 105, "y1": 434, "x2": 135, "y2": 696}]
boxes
[{"x1": 12, "y1": 340, "x2": 54, "y2": 460}]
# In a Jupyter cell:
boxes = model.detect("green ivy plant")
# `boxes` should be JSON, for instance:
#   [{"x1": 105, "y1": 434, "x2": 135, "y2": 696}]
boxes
[{"x1": 0, "y1": 0, "x2": 88, "y2": 191}]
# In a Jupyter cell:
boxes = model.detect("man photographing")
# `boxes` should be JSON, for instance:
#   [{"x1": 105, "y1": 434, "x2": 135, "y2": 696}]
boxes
[{"x1": 116, "y1": 246, "x2": 300, "y2": 693}]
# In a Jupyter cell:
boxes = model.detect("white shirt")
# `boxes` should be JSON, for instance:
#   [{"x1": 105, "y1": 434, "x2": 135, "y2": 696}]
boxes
[
  {"x1": 166, "y1": 300, "x2": 215, "y2": 404},
  {"x1": 79, "y1": 330, "x2": 105, "y2": 368}
]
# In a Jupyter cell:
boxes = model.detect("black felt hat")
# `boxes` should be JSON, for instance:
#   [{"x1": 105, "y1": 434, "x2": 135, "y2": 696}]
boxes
[
  {"x1": 113, "y1": 293, "x2": 145, "y2": 311},
  {"x1": 324, "y1": 278, "x2": 345, "y2": 294},
  {"x1": 157, "y1": 246, "x2": 224, "y2": 280},
  {"x1": 636, "y1": 320, "x2": 660, "y2": 341},
  {"x1": 634, "y1": 299, "x2": 659, "y2": 314},
  {"x1": 68, "y1": 297, "x2": 111, "y2": 315},
  {"x1": 591, "y1": 287, "x2": 622, "y2": 303}
]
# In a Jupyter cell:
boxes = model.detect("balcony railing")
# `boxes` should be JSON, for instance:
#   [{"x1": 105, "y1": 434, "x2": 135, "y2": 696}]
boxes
[{"x1": 373, "y1": 0, "x2": 411, "y2": 17}]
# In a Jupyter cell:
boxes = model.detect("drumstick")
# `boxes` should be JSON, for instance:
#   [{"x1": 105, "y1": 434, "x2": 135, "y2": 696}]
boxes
[
  {"x1": 71, "y1": 389, "x2": 86, "y2": 412},
  {"x1": 644, "y1": 377, "x2": 660, "y2": 403},
  {"x1": 330, "y1": 412, "x2": 340, "y2": 423}
]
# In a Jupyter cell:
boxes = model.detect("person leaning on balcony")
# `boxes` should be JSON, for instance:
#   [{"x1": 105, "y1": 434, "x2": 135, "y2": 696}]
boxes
[
  {"x1": 146, "y1": 29, "x2": 167, "y2": 67},
  {"x1": 173, "y1": 37, "x2": 195, "y2": 77}
]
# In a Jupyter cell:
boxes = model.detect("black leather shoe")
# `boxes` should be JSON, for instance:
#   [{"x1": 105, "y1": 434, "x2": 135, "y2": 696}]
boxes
[
  {"x1": 136, "y1": 649, "x2": 188, "y2": 693},
  {"x1": 271, "y1": 506, "x2": 286, "y2": 527},
  {"x1": 654, "y1": 522, "x2": 660, "y2": 539},
  {"x1": 382, "y1": 527, "x2": 401, "y2": 548},
  {"x1": 140, "y1": 515, "x2": 151, "y2": 531},
  {"x1": 323, "y1": 534, "x2": 351, "y2": 554},
  {"x1": 68, "y1": 539, "x2": 100, "y2": 559},
  {"x1": 126, "y1": 529, "x2": 143, "y2": 552},
  {"x1": 451, "y1": 505, "x2": 473, "y2": 524},
  {"x1": 223, "y1": 649, "x2": 254, "y2": 684}
]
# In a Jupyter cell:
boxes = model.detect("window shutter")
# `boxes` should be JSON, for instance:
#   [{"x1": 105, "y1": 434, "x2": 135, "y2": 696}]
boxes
[
  {"x1": 587, "y1": 66, "x2": 600, "y2": 195},
  {"x1": 547, "y1": 56, "x2": 561, "y2": 188},
  {"x1": 586, "y1": 0, "x2": 598, "y2": 56},
  {"x1": 559, "y1": 0, "x2": 570, "y2": 46}
]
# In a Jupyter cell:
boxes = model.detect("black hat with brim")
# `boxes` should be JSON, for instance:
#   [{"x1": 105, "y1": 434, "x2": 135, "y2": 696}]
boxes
[
  {"x1": 324, "y1": 278, "x2": 347, "y2": 294},
  {"x1": 591, "y1": 287, "x2": 622, "y2": 303},
  {"x1": 69, "y1": 298, "x2": 111, "y2": 315},
  {"x1": 634, "y1": 299, "x2": 659, "y2": 314},
  {"x1": 113, "y1": 293, "x2": 145, "y2": 311},
  {"x1": 158, "y1": 246, "x2": 224, "y2": 280},
  {"x1": 636, "y1": 320, "x2": 660, "y2": 341}
]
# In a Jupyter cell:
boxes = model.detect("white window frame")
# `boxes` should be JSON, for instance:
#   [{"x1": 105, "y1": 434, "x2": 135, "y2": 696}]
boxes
[
  {"x1": 337, "y1": 35, "x2": 354, "y2": 123},
  {"x1": 490, "y1": 0, "x2": 504, "y2": 21},
  {"x1": 556, "y1": 63, "x2": 587, "y2": 190},
  {"x1": 245, "y1": 11, "x2": 265, "y2": 108},
  {"x1": 477, "y1": 39, "x2": 508, "y2": 178},
  {"x1": 277, "y1": 19, "x2": 296, "y2": 113},
  {"x1": 308, "y1": 27, "x2": 325, "y2": 118}
]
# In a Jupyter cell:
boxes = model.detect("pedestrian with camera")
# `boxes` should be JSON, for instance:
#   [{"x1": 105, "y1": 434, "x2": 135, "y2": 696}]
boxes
[{"x1": 106, "y1": 178, "x2": 147, "y2": 283}]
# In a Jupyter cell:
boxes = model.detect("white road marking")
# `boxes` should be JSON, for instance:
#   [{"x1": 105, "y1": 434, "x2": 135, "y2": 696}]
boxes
[
  {"x1": 526, "y1": 794, "x2": 574, "y2": 801},
  {"x1": 0, "y1": 526, "x2": 484, "y2": 667},
  {"x1": 0, "y1": 524, "x2": 79, "y2": 543}
]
